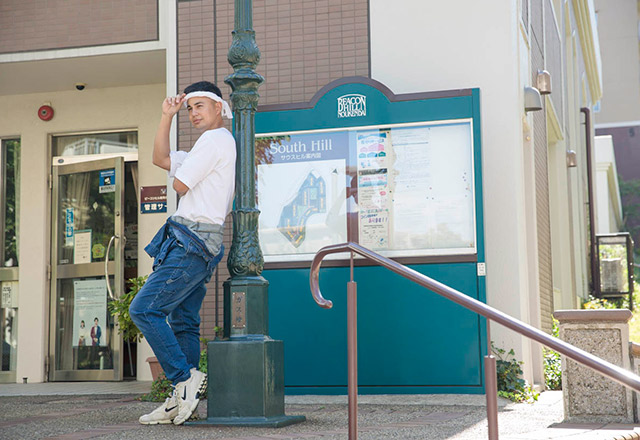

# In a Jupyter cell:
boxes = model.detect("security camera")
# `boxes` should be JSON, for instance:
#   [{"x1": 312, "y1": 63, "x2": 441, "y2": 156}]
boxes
[{"x1": 75, "y1": 83, "x2": 86, "y2": 91}]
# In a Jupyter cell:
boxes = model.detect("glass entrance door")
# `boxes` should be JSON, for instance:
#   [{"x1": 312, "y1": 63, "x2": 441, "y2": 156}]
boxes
[{"x1": 49, "y1": 157, "x2": 125, "y2": 381}]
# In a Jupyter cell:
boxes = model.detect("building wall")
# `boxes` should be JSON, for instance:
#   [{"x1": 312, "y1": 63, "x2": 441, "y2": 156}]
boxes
[
  {"x1": 594, "y1": 0, "x2": 640, "y2": 256},
  {"x1": 593, "y1": 0, "x2": 640, "y2": 124},
  {"x1": 531, "y1": 0, "x2": 555, "y2": 335},
  {"x1": 370, "y1": 0, "x2": 600, "y2": 385},
  {"x1": 370, "y1": 0, "x2": 541, "y2": 380},
  {"x1": 0, "y1": 84, "x2": 165, "y2": 382},
  {"x1": 0, "y1": 0, "x2": 158, "y2": 54}
]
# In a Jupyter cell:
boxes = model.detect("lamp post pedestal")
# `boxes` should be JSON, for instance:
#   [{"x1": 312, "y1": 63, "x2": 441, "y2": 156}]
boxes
[{"x1": 194, "y1": 278, "x2": 304, "y2": 427}]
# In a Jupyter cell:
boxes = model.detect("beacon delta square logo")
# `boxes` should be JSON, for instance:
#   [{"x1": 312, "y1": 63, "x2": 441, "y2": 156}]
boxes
[{"x1": 337, "y1": 93, "x2": 366, "y2": 118}]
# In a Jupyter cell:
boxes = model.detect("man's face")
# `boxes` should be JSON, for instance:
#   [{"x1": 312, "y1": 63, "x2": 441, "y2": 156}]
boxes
[{"x1": 186, "y1": 97, "x2": 223, "y2": 131}]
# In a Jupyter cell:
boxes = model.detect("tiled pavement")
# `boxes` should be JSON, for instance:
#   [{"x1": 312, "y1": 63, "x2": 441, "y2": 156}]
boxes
[{"x1": 1, "y1": 382, "x2": 640, "y2": 439}]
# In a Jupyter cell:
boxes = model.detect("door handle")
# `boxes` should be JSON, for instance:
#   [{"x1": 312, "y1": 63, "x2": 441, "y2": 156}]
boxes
[{"x1": 105, "y1": 234, "x2": 119, "y2": 300}]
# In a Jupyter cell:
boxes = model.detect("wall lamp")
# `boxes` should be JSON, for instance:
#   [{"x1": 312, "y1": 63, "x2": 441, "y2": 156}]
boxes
[
  {"x1": 536, "y1": 70, "x2": 552, "y2": 95},
  {"x1": 567, "y1": 150, "x2": 578, "y2": 167},
  {"x1": 524, "y1": 86, "x2": 543, "y2": 113}
]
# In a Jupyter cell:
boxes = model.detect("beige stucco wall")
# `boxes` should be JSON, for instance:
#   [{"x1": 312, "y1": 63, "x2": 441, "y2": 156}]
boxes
[
  {"x1": 370, "y1": 0, "x2": 541, "y2": 383},
  {"x1": 0, "y1": 83, "x2": 166, "y2": 383},
  {"x1": 370, "y1": 0, "x2": 600, "y2": 386},
  {"x1": 594, "y1": 0, "x2": 640, "y2": 124}
]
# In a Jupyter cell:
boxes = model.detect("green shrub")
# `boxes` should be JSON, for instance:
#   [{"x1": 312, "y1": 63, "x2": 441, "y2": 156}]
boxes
[
  {"x1": 108, "y1": 275, "x2": 148, "y2": 342},
  {"x1": 199, "y1": 337, "x2": 208, "y2": 399},
  {"x1": 492, "y1": 342, "x2": 539, "y2": 403},
  {"x1": 138, "y1": 373, "x2": 172, "y2": 402},
  {"x1": 543, "y1": 318, "x2": 562, "y2": 390},
  {"x1": 582, "y1": 295, "x2": 621, "y2": 310}
]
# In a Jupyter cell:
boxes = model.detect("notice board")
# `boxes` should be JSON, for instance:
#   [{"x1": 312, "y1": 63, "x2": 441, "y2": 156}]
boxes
[{"x1": 255, "y1": 77, "x2": 486, "y2": 394}]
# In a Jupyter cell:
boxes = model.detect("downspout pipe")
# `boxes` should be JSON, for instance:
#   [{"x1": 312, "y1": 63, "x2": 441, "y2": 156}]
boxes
[{"x1": 581, "y1": 107, "x2": 599, "y2": 296}]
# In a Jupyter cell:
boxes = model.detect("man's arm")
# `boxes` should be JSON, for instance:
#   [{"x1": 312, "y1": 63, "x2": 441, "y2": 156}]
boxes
[
  {"x1": 153, "y1": 94, "x2": 186, "y2": 171},
  {"x1": 173, "y1": 178, "x2": 189, "y2": 196}
]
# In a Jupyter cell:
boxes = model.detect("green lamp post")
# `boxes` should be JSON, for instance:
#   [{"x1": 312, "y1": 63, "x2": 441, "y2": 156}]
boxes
[{"x1": 194, "y1": 0, "x2": 305, "y2": 427}]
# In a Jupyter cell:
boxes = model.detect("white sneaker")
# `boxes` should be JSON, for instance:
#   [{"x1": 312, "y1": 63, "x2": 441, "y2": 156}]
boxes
[
  {"x1": 173, "y1": 368, "x2": 207, "y2": 425},
  {"x1": 139, "y1": 393, "x2": 179, "y2": 425}
]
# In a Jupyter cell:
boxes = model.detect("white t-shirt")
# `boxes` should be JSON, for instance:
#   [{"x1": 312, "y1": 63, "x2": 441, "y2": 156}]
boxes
[{"x1": 169, "y1": 127, "x2": 236, "y2": 225}]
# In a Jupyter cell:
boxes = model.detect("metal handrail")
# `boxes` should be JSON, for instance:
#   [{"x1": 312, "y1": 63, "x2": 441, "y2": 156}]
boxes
[{"x1": 309, "y1": 242, "x2": 640, "y2": 440}]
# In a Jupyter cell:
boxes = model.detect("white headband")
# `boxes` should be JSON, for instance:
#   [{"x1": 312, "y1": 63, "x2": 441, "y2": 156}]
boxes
[{"x1": 184, "y1": 91, "x2": 233, "y2": 119}]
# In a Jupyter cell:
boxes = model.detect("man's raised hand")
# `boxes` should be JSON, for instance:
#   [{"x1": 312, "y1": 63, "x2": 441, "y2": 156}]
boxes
[{"x1": 162, "y1": 94, "x2": 186, "y2": 117}]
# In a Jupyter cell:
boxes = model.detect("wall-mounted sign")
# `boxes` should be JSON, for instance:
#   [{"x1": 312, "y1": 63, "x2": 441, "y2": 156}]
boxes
[
  {"x1": 337, "y1": 93, "x2": 366, "y2": 118},
  {"x1": 74, "y1": 230, "x2": 92, "y2": 264},
  {"x1": 99, "y1": 169, "x2": 115, "y2": 193},
  {"x1": 140, "y1": 185, "x2": 167, "y2": 214},
  {"x1": 1, "y1": 281, "x2": 18, "y2": 309},
  {"x1": 65, "y1": 207, "x2": 74, "y2": 247}
]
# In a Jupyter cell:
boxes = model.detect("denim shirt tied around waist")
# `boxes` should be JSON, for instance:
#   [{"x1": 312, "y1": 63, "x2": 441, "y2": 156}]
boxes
[{"x1": 144, "y1": 217, "x2": 224, "y2": 283}]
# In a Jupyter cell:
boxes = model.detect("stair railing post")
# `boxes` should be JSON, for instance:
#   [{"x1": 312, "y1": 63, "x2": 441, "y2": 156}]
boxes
[
  {"x1": 485, "y1": 319, "x2": 499, "y2": 440},
  {"x1": 348, "y1": 252, "x2": 358, "y2": 440}
]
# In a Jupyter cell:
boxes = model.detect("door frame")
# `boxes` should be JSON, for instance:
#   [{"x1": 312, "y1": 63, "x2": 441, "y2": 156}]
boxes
[{"x1": 48, "y1": 156, "x2": 125, "y2": 381}]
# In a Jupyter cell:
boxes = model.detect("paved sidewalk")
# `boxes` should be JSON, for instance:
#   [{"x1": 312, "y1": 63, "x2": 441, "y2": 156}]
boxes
[{"x1": 0, "y1": 382, "x2": 639, "y2": 439}]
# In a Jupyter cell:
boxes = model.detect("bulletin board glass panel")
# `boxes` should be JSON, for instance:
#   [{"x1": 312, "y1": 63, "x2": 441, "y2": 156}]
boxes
[{"x1": 256, "y1": 119, "x2": 476, "y2": 262}]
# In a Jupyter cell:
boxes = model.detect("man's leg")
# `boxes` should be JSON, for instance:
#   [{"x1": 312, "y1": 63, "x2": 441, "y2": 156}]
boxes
[
  {"x1": 168, "y1": 282, "x2": 207, "y2": 370},
  {"x1": 130, "y1": 243, "x2": 209, "y2": 385},
  {"x1": 170, "y1": 246, "x2": 224, "y2": 368}
]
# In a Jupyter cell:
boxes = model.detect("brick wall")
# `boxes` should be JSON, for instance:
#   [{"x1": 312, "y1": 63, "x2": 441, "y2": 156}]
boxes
[
  {"x1": 531, "y1": 0, "x2": 554, "y2": 334},
  {"x1": 0, "y1": 0, "x2": 158, "y2": 54},
  {"x1": 176, "y1": 0, "x2": 370, "y2": 340}
]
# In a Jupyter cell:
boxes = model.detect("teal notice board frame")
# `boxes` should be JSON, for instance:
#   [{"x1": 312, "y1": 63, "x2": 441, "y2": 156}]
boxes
[{"x1": 255, "y1": 77, "x2": 486, "y2": 394}]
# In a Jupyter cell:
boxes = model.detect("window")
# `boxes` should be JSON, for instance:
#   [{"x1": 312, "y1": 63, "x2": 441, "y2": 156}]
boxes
[
  {"x1": 2, "y1": 139, "x2": 19, "y2": 267},
  {"x1": 52, "y1": 131, "x2": 138, "y2": 157},
  {"x1": 0, "y1": 138, "x2": 20, "y2": 377}
]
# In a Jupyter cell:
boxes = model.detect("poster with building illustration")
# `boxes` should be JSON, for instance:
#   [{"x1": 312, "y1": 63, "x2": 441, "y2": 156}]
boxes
[{"x1": 256, "y1": 131, "x2": 349, "y2": 261}]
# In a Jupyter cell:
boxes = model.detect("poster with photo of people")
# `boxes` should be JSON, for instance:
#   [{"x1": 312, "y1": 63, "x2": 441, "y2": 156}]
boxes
[{"x1": 72, "y1": 279, "x2": 107, "y2": 347}]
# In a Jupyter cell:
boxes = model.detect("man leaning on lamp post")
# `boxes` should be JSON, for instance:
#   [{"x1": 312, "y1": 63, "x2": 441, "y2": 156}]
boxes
[{"x1": 129, "y1": 81, "x2": 236, "y2": 425}]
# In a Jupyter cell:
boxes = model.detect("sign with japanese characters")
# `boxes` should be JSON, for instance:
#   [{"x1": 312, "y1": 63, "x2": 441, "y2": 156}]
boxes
[
  {"x1": 256, "y1": 132, "x2": 349, "y2": 261},
  {"x1": 140, "y1": 186, "x2": 167, "y2": 214}
]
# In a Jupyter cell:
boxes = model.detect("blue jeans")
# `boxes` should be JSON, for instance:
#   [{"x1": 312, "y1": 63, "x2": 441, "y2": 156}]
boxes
[{"x1": 130, "y1": 219, "x2": 223, "y2": 384}]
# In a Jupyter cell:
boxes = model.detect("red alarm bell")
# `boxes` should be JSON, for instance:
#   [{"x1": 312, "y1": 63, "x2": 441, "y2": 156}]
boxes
[{"x1": 38, "y1": 105, "x2": 54, "y2": 121}]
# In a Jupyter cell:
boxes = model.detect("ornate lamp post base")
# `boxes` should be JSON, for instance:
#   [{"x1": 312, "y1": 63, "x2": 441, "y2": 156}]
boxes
[
  {"x1": 189, "y1": 278, "x2": 304, "y2": 427},
  {"x1": 189, "y1": 336, "x2": 304, "y2": 427}
]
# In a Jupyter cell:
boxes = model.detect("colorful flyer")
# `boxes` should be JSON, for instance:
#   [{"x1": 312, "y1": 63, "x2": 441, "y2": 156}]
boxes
[
  {"x1": 359, "y1": 209, "x2": 389, "y2": 249},
  {"x1": 65, "y1": 207, "x2": 74, "y2": 247},
  {"x1": 356, "y1": 130, "x2": 390, "y2": 170}
]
